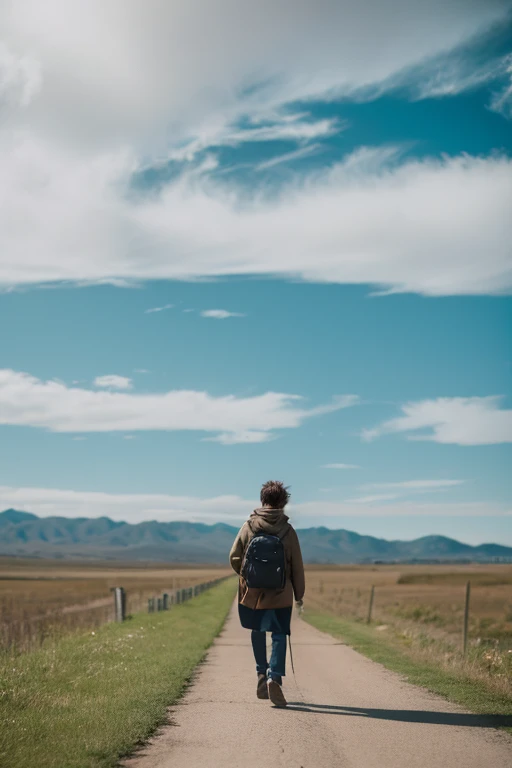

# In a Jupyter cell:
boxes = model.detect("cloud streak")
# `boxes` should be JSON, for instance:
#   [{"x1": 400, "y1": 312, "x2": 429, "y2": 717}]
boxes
[
  {"x1": 0, "y1": 369, "x2": 358, "y2": 443},
  {"x1": 200, "y1": 309, "x2": 245, "y2": 319},
  {"x1": 144, "y1": 303, "x2": 174, "y2": 314},
  {"x1": 323, "y1": 463, "x2": 361, "y2": 469},
  {"x1": 93, "y1": 375, "x2": 132, "y2": 390},
  {"x1": 0, "y1": 485, "x2": 508, "y2": 526},
  {"x1": 366, "y1": 479, "x2": 465, "y2": 490}
]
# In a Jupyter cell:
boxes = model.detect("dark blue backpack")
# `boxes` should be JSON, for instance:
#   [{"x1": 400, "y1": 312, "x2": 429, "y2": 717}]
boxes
[{"x1": 241, "y1": 524, "x2": 290, "y2": 590}]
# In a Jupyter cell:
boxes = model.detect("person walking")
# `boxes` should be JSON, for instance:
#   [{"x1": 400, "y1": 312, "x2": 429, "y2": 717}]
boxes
[{"x1": 229, "y1": 480, "x2": 305, "y2": 708}]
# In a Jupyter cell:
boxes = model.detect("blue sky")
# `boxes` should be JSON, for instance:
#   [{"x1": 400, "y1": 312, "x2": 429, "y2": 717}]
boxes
[{"x1": 0, "y1": 1, "x2": 511, "y2": 544}]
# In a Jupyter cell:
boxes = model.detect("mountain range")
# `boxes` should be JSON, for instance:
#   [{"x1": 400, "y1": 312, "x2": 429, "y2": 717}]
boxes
[{"x1": 1, "y1": 508, "x2": 511, "y2": 564}]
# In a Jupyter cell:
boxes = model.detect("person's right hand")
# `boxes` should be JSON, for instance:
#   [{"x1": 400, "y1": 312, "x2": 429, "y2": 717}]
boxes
[{"x1": 295, "y1": 599, "x2": 304, "y2": 615}]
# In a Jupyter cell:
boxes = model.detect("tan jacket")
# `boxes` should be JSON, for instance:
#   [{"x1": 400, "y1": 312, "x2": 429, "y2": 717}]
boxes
[{"x1": 229, "y1": 508, "x2": 305, "y2": 610}]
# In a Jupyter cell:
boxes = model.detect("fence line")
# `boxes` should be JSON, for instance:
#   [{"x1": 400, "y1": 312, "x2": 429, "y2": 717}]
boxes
[
  {"x1": 315, "y1": 580, "x2": 475, "y2": 656},
  {"x1": 1, "y1": 575, "x2": 231, "y2": 652},
  {"x1": 143, "y1": 577, "x2": 229, "y2": 619}
]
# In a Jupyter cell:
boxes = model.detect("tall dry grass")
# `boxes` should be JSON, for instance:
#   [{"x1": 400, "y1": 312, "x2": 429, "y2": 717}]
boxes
[
  {"x1": 0, "y1": 559, "x2": 230, "y2": 653},
  {"x1": 305, "y1": 564, "x2": 512, "y2": 698}
]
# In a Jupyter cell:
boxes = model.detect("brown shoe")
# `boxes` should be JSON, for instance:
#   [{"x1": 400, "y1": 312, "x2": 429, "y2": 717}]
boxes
[
  {"x1": 257, "y1": 673, "x2": 269, "y2": 699},
  {"x1": 267, "y1": 678, "x2": 287, "y2": 708}
]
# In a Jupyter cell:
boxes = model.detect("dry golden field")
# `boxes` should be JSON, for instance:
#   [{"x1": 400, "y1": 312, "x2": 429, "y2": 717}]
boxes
[
  {"x1": 304, "y1": 563, "x2": 512, "y2": 696},
  {"x1": 305, "y1": 564, "x2": 512, "y2": 646},
  {"x1": 0, "y1": 558, "x2": 231, "y2": 652}
]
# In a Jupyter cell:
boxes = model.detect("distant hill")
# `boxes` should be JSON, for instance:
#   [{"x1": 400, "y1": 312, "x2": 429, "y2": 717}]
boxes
[{"x1": 0, "y1": 508, "x2": 511, "y2": 564}]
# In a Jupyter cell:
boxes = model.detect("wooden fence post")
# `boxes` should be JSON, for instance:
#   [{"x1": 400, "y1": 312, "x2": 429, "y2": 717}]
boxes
[
  {"x1": 148, "y1": 597, "x2": 155, "y2": 613},
  {"x1": 157, "y1": 597, "x2": 163, "y2": 612},
  {"x1": 163, "y1": 593, "x2": 169, "y2": 610},
  {"x1": 113, "y1": 587, "x2": 126, "y2": 622},
  {"x1": 463, "y1": 581, "x2": 471, "y2": 656},
  {"x1": 367, "y1": 585, "x2": 375, "y2": 624}
]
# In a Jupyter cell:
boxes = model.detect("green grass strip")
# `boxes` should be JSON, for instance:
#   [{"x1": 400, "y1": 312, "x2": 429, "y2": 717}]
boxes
[
  {"x1": 0, "y1": 578, "x2": 237, "y2": 768},
  {"x1": 304, "y1": 610, "x2": 512, "y2": 726}
]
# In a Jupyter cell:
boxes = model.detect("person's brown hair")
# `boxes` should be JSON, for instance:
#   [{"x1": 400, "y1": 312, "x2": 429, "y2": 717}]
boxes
[{"x1": 260, "y1": 480, "x2": 290, "y2": 509}]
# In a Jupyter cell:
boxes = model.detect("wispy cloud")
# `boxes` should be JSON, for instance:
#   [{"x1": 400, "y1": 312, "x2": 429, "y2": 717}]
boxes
[
  {"x1": 0, "y1": 369, "x2": 358, "y2": 444},
  {"x1": 93, "y1": 375, "x2": 132, "y2": 390},
  {"x1": 323, "y1": 463, "x2": 361, "y2": 470},
  {"x1": 363, "y1": 397, "x2": 512, "y2": 445},
  {"x1": 170, "y1": 116, "x2": 340, "y2": 163},
  {"x1": 144, "y1": 304, "x2": 174, "y2": 314},
  {"x1": 367, "y1": 480, "x2": 465, "y2": 490},
  {"x1": 345, "y1": 479, "x2": 466, "y2": 505},
  {"x1": 345, "y1": 494, "x2": 399, "y2": 504},
  {"x1": 204, "y1": 430, "x2": 274, "y2": 445},
  {"x1": 1, "y1": 486, "x2": 508, "y2": 526},
  {"x1": 256, "y1": 143, "x2": 323, "y2": 171},
  {"x1": 489, "y1": 54, "x2": 512, "y2": 119},
  {"x1": 200, "y1": 309, "x2": 246, "y2": 319}
]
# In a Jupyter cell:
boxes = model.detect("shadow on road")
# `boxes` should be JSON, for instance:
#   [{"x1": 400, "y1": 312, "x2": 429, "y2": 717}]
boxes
[{"x1": 285, "y1": 703, "x2": 512, "y2": 729}]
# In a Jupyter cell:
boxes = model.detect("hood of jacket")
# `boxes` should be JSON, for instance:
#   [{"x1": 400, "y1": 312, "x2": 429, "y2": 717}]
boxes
[{"x1": 248, "y1": 507, "x2": 290, "y2": 538}]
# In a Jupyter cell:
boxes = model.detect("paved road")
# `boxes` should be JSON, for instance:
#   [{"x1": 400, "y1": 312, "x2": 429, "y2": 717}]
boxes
[{"x1": 125, "y1": 604, "x2": 512, "y2": 768}]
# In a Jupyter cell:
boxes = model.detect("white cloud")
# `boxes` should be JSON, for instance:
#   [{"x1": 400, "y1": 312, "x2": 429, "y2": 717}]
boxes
[
  {"x1": 1, "y1": 3, "x2": 511, "y2": 297},
  {"x1": 144, "y1": 303, "x2": 174, "y2": 314},
  {"x1": 367, "y1": 479, "x2": 465, "y2": 490},
  {"x1": 2, "y1": 1, "x2": 505, "y2": 150},
  {"x1": 363, "y1": 396, "x2": 512, "y2": 445},
  {"x1": 386, "y1": 47, "x2": 512, "y2": 103},
  {"x1": 1, "y1": 141, "x2": 511, "y2": 295},
  {"x1": 294, "y1": 499, "x2": 511, "y2": 521},
  {"x1": 1, "y1": 485, "x2": 508, "y2": 525},
  {"x1": 323, "y1": 463, "x2": 361, "y2": 469},
  {"x1": 93, "y1": 375, "x2": 132, "y2": 390},
  {"x1": 342, "y1": 479, "x2": 466, "y2": 506},
  {"x1": 345, "y1": 494, "x2": 399, "y2": 503},
  {"x1": 205, "y1": 431, "x2": 274, "y2": 445},
  {"x1": 168, "y1": 116, "x2": 340, "y2": 164},
  {"x1": 256, "y1": 144, "x2": 323, "y2": 171},
  {"x1": 200, "y1": 309, "x2": 245, "y2": 319},
  {"x1": 0, "y1": 369, "x2": 358, "y2": 442},
  {"x1": 489, "y1": 54, "x2": 512, "y2": 118}
]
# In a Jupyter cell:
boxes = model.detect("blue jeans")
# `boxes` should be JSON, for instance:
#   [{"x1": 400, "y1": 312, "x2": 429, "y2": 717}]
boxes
[{"x1": 251, "y1": 630, "x2": 286, "y2": 683}]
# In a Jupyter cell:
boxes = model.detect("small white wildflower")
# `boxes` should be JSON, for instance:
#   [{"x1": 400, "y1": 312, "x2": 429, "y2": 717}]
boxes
[{"x1": 91, "y1": 632, "x2": 95, "y2": 636}]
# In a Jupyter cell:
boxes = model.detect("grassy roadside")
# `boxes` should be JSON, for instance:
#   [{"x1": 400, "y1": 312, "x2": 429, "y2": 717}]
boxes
[
  {"x1": 303, "y1": 610, "x2": 512, "y2": 727},
  {"x1": 0, "y1": 578, "x2": 237, "y2": 768}
]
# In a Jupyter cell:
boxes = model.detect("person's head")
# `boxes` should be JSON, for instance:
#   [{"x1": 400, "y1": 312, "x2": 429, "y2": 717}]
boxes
[{"x1": 260, "y1": 480, "x2": 290, "y2": 509}]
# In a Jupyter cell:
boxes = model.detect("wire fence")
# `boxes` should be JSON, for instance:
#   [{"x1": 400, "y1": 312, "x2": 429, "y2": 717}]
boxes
[{"x1": 1, "y1": 576, "x2": 230, "y2": 654}]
